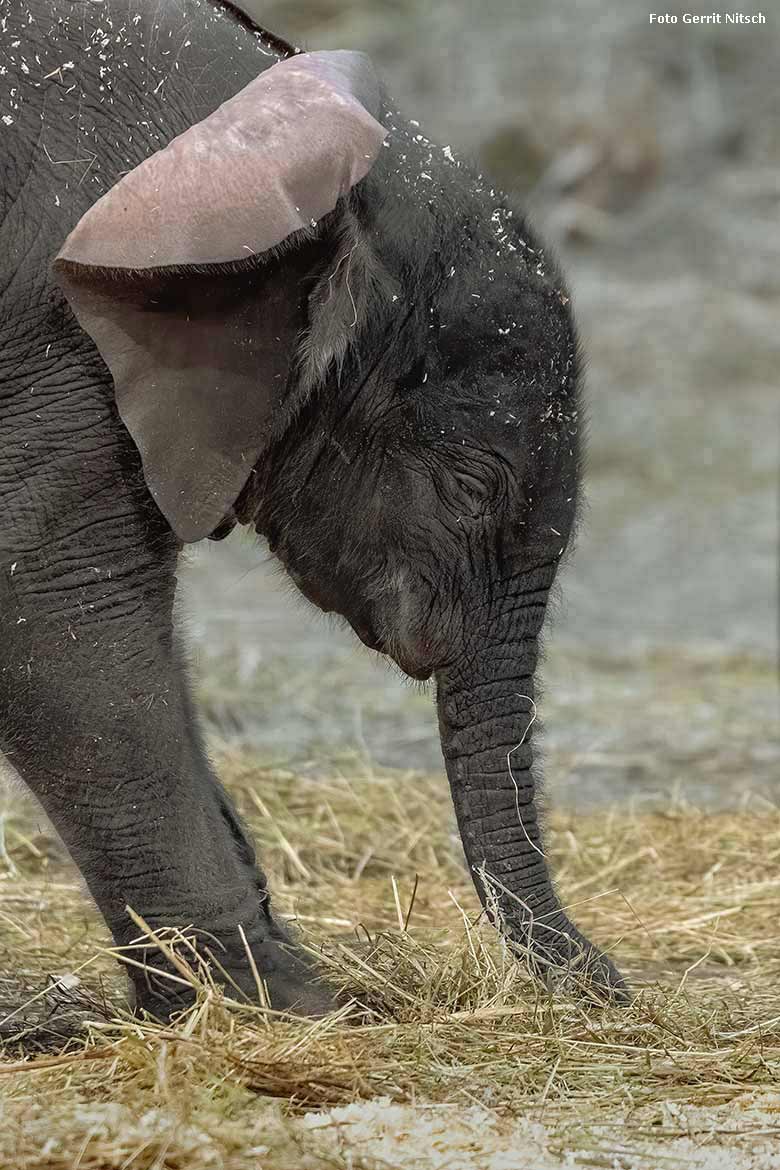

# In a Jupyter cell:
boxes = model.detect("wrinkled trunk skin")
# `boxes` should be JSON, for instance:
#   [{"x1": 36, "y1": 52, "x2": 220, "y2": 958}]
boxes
[{"x1": 436, "y1": 582, "x2": 627, "y2": 1000}]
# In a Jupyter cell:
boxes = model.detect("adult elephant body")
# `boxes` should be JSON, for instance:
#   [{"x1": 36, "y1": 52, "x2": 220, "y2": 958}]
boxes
[{"x1": 0, "y1": 0, "x2": 625, "y2": 1016}]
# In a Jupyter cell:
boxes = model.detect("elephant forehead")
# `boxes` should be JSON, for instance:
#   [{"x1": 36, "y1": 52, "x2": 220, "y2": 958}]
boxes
[{"x1": 56, "y1": 52, "x2": 387, "y2": 270}]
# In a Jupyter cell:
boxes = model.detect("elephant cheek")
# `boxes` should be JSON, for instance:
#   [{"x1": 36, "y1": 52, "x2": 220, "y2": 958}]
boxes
[{"x1": 284, "y1": 563, "x2": 336, "y2": 615}]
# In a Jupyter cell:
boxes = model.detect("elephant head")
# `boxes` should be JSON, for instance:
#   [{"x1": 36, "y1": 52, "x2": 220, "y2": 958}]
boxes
[{"x1": 53, "y1": 48, "x2": 626, "y2": 999}]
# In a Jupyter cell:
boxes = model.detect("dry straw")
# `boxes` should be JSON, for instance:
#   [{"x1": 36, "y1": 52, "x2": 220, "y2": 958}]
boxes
[{"x1": 1, "y1": 757, "x2": 779, "y2": 1167}]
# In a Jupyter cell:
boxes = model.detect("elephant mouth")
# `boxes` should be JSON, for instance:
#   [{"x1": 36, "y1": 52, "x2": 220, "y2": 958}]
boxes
[
  {"x1": 342, "y1": 613, "x2": 433, "y2": 680},
  {"x1": 267, "y1": 533, "x2": 436, "y2": 681},
  {"x1": 399, "y1": 662, "x2": 434, "y2": 682},
  {"x1": 347, "y1": 615, "x2": 385, "y2": 653}
]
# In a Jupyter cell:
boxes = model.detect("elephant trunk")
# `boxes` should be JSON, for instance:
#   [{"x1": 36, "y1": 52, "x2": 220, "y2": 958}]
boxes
[{"x1": 435, "y1": 576, "x2": 627, "y2": 998}]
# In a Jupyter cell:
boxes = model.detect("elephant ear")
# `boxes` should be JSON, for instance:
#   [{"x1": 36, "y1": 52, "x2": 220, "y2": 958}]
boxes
[{"x1": 53, "y1": 50, "x2": 387, "y2": 543}]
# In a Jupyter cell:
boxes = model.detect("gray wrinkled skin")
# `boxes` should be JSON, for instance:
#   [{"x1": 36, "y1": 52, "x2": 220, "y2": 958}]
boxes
[{"x1": 0, "y1": 0, "x2": 625, "y2": 1017}]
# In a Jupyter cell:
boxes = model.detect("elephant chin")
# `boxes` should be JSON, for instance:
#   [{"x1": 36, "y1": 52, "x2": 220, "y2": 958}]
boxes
[{"x1": 435, "y1": 618, "x2": 629, "y2": 1002}]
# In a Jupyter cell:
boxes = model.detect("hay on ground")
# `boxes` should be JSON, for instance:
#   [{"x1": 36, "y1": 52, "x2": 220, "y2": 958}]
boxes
[{"x1": 1, "y1": 757, "x2": 779, "y2": 1168}]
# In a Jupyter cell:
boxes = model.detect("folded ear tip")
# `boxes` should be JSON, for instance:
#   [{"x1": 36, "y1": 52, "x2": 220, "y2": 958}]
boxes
[
  {"x1": 302, "y1": 49, "x2": 384, "y2": 118},
  {"x1": 306, "y1": 48, "x2": 378, "y2": 77},
  {"x1": 52, "y1": 47, "x2": 386, "y2": 275},
  {"x1": 304, "y1": 48, "x2": 377, "y2": 73}
]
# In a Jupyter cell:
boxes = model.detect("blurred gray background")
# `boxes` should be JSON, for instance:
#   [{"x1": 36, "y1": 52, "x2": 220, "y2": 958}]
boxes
[{"x1": 181, "y1": 0, "x2": 779, "y2": 807}]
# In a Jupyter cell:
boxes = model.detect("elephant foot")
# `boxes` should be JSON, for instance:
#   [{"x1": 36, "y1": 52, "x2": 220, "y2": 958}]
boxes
[
  {"x1": 126, "y1": 918, "x2": 337, "y2": 1023},
  {"x1": 246, "y1": 929, "x2": 337, "y2": 1018},
  {"x1": 506, "y1": 920, "x2": 630, "y2": 1005}
]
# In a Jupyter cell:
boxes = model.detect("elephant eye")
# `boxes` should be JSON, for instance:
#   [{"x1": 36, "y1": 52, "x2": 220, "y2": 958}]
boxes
[
  {"x1": 453, "y1": 468, "x2": 492, "y2": 501},
  {"x1": 396, "y1": 356, "x2": 427, "y2": 393}
]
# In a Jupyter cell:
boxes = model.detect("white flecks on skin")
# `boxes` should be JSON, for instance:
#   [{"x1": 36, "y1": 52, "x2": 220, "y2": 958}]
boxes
[
  {"x1": 7, "y1": 4, "x2": 570, "y2": 449},
  {"x1": 3, "y1": 0, "x2": 289, "y2": 209}
]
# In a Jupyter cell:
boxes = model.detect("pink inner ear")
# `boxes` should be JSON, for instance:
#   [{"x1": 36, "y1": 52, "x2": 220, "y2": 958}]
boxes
[
  {"x1": 56, "y1": 51, "x2": 387, "y2": 271},
  {"x1": 55, "y1": 245, "x2": 319, "y2": 544}
]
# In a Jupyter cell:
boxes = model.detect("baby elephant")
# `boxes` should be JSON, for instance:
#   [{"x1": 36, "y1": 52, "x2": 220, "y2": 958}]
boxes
[{"x1": 0, "y1": 0, "x2": 626, "y2": 1017}]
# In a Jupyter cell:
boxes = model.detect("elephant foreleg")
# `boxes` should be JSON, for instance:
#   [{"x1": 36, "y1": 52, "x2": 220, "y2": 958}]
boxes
[{"x1": 0, "y1": 456, "x2": 328, "y2": 1018}]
